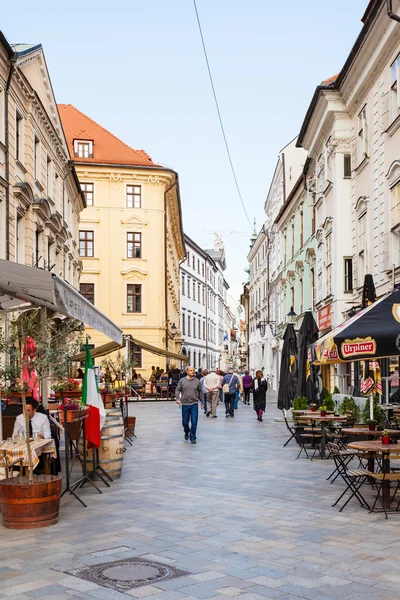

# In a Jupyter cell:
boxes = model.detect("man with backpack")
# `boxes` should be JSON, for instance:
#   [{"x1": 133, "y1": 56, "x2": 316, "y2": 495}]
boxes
[{"x1": 222, "y1": 369, "x2": 241, "y2": 418}]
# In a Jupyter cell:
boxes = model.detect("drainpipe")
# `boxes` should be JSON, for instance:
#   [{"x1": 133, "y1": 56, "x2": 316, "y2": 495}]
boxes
[
  {"x1": 164, "y1": 178, "x2": 178, "y2": 365},
  {"x1": 387, "y1": 0, "x2": 400, "y2": 22},
  {"x1": 5, "y1": 54, "x2": 17, "y2": 260},
  {"x1": 281, "y1": 152, "x2": 286, "y2": 201}
]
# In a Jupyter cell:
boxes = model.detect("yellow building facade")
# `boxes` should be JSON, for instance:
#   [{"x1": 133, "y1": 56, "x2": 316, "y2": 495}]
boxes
[{"x1": 59, "y1": 105, "x2": 185, "y2": 376}]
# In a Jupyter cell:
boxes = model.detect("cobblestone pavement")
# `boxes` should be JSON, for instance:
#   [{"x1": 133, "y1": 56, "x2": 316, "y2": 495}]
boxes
[{"x1": 1, "y1": 399, "x2": 400, "y2": 600}]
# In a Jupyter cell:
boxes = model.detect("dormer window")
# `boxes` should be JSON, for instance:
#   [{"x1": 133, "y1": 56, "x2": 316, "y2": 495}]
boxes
[{"x1": 73, "y1": 139, "x2": 93, "y2": 158}]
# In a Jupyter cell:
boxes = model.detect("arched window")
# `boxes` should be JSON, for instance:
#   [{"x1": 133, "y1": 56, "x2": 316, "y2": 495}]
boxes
[{"x1": 355, "y1": 197, "x2": 368, "y2": 286}]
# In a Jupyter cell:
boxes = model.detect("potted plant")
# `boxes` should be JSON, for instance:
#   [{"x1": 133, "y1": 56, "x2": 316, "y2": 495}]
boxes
[
  {"x1": 381, "y1": 429, "x2": 390, "y2": 445},
  {"x1": 321, "y1": 387, "x2": 335, "y2": 412},
  {"x1": 362, "y1": 395, "x2": 384, "y2": 427},
  {"x1": 310, "y1": 403, "x2": 318, "y2": 412},
  {"x1": 292, "y1": 396, "x2": 309, "y2": 410},
  {"x1": 320, "y1": 405, "x2": 327, "y2": 417},
  {"x1": 0, "y1": 310, "x2": 81, "y2": 528},
  {"x1": 339, "y1": 396, "x2": 361, "y2": 422},
  {"x1": 368, "y1": 419, "x2": 376, "y2": 431},
  {"x1": 52, "y1": 379, "x2": 82, "y2": 398}
]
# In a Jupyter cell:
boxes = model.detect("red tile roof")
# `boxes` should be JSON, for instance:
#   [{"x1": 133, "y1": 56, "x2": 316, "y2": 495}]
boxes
[
  {"x1": 58, "y1": 104, "x2": 157, "y2": 166},
  {"x1": 321, "y1": 74, "x2": 338, "y2": 86}
]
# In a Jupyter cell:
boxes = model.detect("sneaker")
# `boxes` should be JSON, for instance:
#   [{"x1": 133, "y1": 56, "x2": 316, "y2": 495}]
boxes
[
  {"x1": 206, "y1": 412, "x2": 211, "y2": 417},
  {"x1": 191, "y1": 440, "x2": 197, "y2": 444},
  {"x1": 225, "y1": 414, "x2": 229, "y2": 418},
  {"x1": 184, "y1": 433, "x2": 189, "y2": 440},
  {"x1": 230, "y1": 414, "x2": 234, "y2": 418},
  {"x1": 211, "y1": 415, "x2": 217, "y2": 418}
]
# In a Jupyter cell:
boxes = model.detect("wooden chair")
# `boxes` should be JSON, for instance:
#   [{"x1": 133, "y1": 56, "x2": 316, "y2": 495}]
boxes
[{"x1": 2, "y1": 415, "x2": 17, "y2": 439}]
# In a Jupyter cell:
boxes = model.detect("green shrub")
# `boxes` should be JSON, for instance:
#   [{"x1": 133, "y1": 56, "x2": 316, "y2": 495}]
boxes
[
  {"x1": 339, "y1": 396, "x2": 360, "y2": 422},
  {"x1": 321, "y1": 387, "x2": 335, "y2": 412},
  {"x1": 361, "y1": 395, "x2": 384, "y2": 425},
  {"x1": 293, "y1": 396, "x2": 308, "y2": 410},
  {"x1": 333, "y1": 386, "x2": 340, "y2": 395}
]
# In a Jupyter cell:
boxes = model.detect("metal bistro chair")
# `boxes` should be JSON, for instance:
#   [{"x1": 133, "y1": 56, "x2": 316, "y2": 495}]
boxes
[
  {"x1": 282, "y1": 412, "x2": 296, "y2": 447},
  {"x1": 293, "y1": 417, "x2": 323, "y2": 460}
]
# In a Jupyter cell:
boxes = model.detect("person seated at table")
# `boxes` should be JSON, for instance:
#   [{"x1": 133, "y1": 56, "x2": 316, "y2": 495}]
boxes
[
  {"x1": 3, "y1": 396, "x2": 23, "y2": 416},
  {"x1": 13, "y1": 398, "x2": 51, "y2": 440}
]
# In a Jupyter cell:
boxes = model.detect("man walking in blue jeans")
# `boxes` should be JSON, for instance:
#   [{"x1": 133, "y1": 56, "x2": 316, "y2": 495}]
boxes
[
  {"x1": 175, "y1": 365, "x2": 203, "y2": 444},
  {"x1": 222, "y1": 369, "x2": 241, "y2": 418}
]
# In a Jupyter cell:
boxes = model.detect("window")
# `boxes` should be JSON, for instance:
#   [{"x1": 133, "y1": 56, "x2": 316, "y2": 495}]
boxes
[
  {"x1": 193, "y1": 317, "x2": 196, "y2": 338},
  {"x1": 131, "y1": 345, "x2": 142, "y2": 368},
  {"x1": 310, "y1": 267, "x2": 315, "y2": 309},
  {"x1": 344, "y1": 154, "x2": 351, "y2": 178},
  {"x1": 0, "y1": 90, "x2": 4, "y2": 144},
  {"x1": 181, "y1": 274, "x2": 185, "y2": 295},
  {"x1": 291, "y1": 223, "x2": 295, "y2": 258},
  {"x1": 126, "y1": 185, "x2": 141, "y2": 208},
  {"x1": 197, "y1": 283, "x2": 200, "y2": 302},
  {"x1": 55, "y1": 173, "x2": 61, "y2": 210},
  {"x1": 187, "y1": 277, "x2": 191, "y2": 298},
  {"x1": 357, "y1": 105, "x2": 368, "y2": 161},
  {"x1": 391, "y1": 182, "x2": 400, "y2": 227},
  {"x1": 127, "y1": 232, "x2": 142, "y2": 258},
  {"x1": 80, "y1": 283, "x2": 95, "y2": 304},
  {"x1": 202, "y1": 286, "x2": 205, "y2": 305},
  {"x1": 188, "y1": 315, "x2": 191, "y2": 336},
  {"x1": 203, "y1": 321, "x2": 206, "y2": 340},
  {"x1": 344, "y1": 258, "x2": 353, "y2": 292},
  {"x1": 192, "y1": 255, "x2": 195, "y2": 269},
  {"x1": 182, "y1": 313, "x2": 186, "y2": 335},
  {"x1": 192, "y1": 281, "x2": 196, "y2": 300},
  {"x1": 358, "y1": 209, "x2": 367, "y2": 285},
  {"x1": 198, "y1": 319, "x2": 201, "y2": 338},
  {"x1": 16, "y1": 113, "x2": 23, "y2": 161},
  {"x1": 34, "y1": 137, "x2": 40, "y2": 180},
  {"x1": 187, "y1": 251, "x2": 190, "y2": 263},
  {"x1": 300, "y1": 211, "x2": 304, "y2": 247},
  {"x1": 326, "y1": 232, "x2": 332, "y2": 296},
  {"x1": 79, "y1": 231, "x2": 94, "y2": 257},
  {"x1": 46, "y1": 156, "x2": 52, "y2": 196},
  {"x1": 127, "y1": 284, "x2": 142, "y2": 313},
  {"x1": 81, "y1": 183, "x2": 94, "y2": 206},
  {"x1": 390, "y1": 53, "x2": 400, "y2": 123},
  {"x1": 197, "y1": 259, "x2": 200, "y2": 273},
  {"x1": 312, "y1": 204, "x2": 316, "y2": 235},
  {"x1": 73, "y1": 139, "x2": 93, "y2": 158},
  {"x1": 201, "y1": 262, "x2": 205, "y2": 276},
  {"x1": 35, "y1": 230, "x2": 40, "y2": 266}
]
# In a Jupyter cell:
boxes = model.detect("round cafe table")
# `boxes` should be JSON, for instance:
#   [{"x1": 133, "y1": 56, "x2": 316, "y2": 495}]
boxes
[
  {"x1": 341, "y1": 428, "x2": 400, "y2": 437},
  {"x1": 348, "y1": 440, "x2": 400, "y2": 509},
  {"x1": 296, "y1": 415, "x2": 348, "y2": 458}
]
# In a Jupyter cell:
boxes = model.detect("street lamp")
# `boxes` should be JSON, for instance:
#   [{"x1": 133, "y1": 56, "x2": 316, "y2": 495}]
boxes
[
  {"x1": 170, "y1": 322, "x2": 177, "y2": 337},
  {"x1": 287, "y1": 306, "x2": 297, "y2": 324}
]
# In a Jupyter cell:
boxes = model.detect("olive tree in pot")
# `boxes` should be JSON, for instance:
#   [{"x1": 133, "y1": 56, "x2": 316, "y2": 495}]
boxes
[{"x1": 0, "y1": 311, "x2": 81, "y2": 529}]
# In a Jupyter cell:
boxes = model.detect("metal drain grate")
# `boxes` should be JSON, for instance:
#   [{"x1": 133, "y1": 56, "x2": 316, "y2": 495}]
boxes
[{"x1": 67, "y1": 556, "x2": 191, "y2": 592}]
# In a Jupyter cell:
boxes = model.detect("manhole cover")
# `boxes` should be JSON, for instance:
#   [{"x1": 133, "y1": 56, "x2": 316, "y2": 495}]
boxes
[{"x1": 67, "y1": 556, "x2": 191, "y2": 591}]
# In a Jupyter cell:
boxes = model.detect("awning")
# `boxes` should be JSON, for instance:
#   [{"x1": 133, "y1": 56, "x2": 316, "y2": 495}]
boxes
[
  {"x1": 0, "y1": 258, "x2": 123, "y2": 344},
  {"x1": 72, "y1": 337, "x2": 189, "y2": 363}
]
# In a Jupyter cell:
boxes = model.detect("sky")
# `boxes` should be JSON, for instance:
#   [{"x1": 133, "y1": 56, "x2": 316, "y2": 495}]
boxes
[{"x1": 2, "y1": 0, "x2": 368, "y2": 300}]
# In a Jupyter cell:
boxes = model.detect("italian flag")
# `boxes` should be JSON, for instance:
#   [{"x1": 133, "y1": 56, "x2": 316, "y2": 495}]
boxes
[{"x1": 81, "y1": 338, "x2": 105, "y2": 447}]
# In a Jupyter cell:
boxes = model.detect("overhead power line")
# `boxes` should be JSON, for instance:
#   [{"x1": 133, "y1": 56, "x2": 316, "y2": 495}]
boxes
[{"x1": 193, "y1": 0, "x2": 253, "y2": 230}]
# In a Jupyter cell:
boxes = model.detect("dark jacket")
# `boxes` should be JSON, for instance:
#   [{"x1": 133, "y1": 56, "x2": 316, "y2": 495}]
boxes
[
  {"x1": 251, "y1": 377, "x2": 268, "y2": 412},
  {"x1": 2, "y1": 403, "x2": 23, "y2": 416}
]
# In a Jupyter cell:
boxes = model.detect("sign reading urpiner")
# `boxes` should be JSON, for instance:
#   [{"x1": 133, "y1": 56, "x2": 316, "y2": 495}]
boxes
[{"x1": 318, "y1": 305, "x2": 332, "y2": 331}]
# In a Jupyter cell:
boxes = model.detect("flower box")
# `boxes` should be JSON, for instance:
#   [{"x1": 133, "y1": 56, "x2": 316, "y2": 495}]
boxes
[
  {"x1": 55, "y1": 390, "x2": 82, "y2": 399},
  {"x1": 381, "y1": 435, "x2": 390, "y2": 445},
  {"x1": 60, "y1": 408, "x2": 89, "y2": 423}
]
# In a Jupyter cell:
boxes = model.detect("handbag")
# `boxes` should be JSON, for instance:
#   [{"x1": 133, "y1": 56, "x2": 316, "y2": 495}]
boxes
[{"x1": 223, "y1": 374, "x2": 235, "y2": 394}]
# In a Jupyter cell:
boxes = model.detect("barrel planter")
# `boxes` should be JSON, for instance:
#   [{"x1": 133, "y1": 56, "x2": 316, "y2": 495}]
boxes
[
  {"x1": 79, "y1": 408, "x2": 125, "y2": 480},
  {"x1": 0, "y1": 474, "x2": 62, "y2": 529}
]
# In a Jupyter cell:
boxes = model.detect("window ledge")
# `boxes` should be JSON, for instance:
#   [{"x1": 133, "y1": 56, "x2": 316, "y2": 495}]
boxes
[
  {"x1": 123, "y1": 312, "x2": 147, "y2": 316},
  {"x1": 80, "y1": 256, "x2": 97, "y2": 260},
  {"x1": 391, "y1": 223, "x2": 400, "y2": 235},
  {"x1": 35, "y1": 179, "x2": 44, "y2": 192},
  {"x1": 354, "y1": 155, "x2": 369, "y2": 174},
  {"x1": 386, "y1": 114, "x2": 400, "y2": 137},
  {"x1": 16, "y1": 160, "x2": 27, "y2": 174}
]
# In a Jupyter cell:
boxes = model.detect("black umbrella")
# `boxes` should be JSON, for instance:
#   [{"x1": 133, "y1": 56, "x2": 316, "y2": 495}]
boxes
[
  {"x1": 277, "y1": 323, "x2": 298, "y2": 411},
  {"x1": 296, "y1": 311, "x2": 320, "y2": 404},
  {"x1": 362, "y1": 273, "x2": 376, "y2": 308}
]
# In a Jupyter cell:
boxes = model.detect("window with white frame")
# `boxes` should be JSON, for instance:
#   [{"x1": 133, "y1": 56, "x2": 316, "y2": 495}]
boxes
[
  {"x1": 73, "y1": 139, "x2": 93, "y2": 158},
  {"x1": 357, "y1": 105, "x2": 368, "y2": 162},
  {"x1": 316, "y1": 152, "x2": 325, "y2": 193},
  {"x1": 391, "y1": 181, "x2": 400, "y2": 228},
  {"x1": 357, "y1": 199, "x2": 367, "y2": 286},
  {"x1": 182, "y1": 313, "x2": 186, "y2": 335},
  {"x1": 81, "y1": 182, "x2": 94, "y2": 206},
  {"x1": 390, "y1": 53, "x2": 400, "y2": 123},
  {"x1": 325, "y1": 232, "x2": 332, "y2": 296},
  {"x1": 344, "y1": 258, "x2": 353, "y2": 292},
  {"x1": 181, "y1": 273, "x2": 185, "y2": 295}
]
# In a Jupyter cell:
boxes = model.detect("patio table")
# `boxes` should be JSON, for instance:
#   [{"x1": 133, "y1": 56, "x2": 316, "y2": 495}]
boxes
[
  {"x1": 348, "y1": 440, "x2": 400, "y2": 509},
  {"x1": 297, "y1": 415, "x2": 348, "y2": 458},
  {"x1": 341, "y1": 428, "x2": 400, "y2": 437},
  {"x1": 0, "y1": 438, "x2": 56, "y2": 472}
]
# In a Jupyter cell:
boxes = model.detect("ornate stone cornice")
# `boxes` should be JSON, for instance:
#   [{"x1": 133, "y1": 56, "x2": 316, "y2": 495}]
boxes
[{"x1": 328, "y1": 137, "x2": 352, "y2": 153}]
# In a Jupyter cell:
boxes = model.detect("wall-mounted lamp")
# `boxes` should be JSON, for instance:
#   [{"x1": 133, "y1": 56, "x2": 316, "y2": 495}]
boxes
[{"x1": 287, "y1": 306, "x2": 297, "y2": 324}]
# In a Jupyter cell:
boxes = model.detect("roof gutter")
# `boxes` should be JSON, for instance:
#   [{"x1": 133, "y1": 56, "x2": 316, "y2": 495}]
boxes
[
  {"x1": 5, "y1": 52, "x2": 17, "y2": 260},
  {"x1": 387, "y1": 0, "x2": 400, "y2": 22}
]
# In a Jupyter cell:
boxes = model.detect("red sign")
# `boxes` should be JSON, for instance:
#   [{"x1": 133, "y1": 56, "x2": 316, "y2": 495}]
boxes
[
  {"x1": 341, "y1": 337, "x2": 377, "y2": 358},
  {"x1": 318, "y1": 305, "x2": 332, "y2": 331}
]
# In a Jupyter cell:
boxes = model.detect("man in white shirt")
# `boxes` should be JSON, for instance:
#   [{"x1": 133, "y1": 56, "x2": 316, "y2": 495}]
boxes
[
  {"x1": 203, "y1": 369, "x2": 221, "y2": 418},
  {"x1": 13, "y1": 398, "x2": 51, "y2": 440}
]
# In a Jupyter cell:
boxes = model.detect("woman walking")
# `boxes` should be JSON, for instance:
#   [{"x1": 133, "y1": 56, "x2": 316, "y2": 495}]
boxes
[
  {"x1": 242, "y1": 371, "x2": 252, "y2": 404},
  {"x1": 252, "y1": 370, "x2": 268, "y2": 421}
]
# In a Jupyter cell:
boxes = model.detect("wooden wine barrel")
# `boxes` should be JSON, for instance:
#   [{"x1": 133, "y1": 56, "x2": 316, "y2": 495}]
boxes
[
  {"x1": 0, "y1": 474, "x2": 62, "y2": 529},
  {"x1": 79, "y1": 408, "x2": 125, "y2": 480}
]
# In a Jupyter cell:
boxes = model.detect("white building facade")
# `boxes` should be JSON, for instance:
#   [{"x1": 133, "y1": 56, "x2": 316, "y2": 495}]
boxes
[{"x1": 180, "y1": 234, "x2": 228, "y2": 370}]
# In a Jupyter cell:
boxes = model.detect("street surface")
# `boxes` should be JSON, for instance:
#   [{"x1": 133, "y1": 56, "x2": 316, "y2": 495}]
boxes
[{"x1": 0, "y1": 399, "x2": 399, "y2": 599}]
